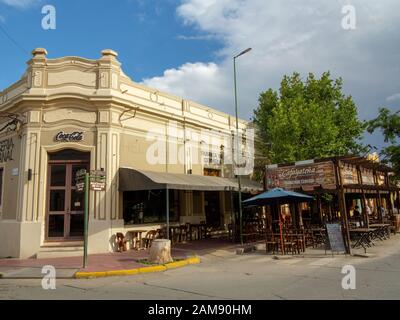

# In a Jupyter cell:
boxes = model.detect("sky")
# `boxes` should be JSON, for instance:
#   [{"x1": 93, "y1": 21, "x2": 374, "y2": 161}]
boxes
[{"x1": 0, "y1": 0, "x2": 399, "y2": 150}]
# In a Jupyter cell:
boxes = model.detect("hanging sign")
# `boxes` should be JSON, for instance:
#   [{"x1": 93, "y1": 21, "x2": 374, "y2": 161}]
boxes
[
  {"x1": 75, "y1": 169, "x2": 86, "y2": 192},
  {"x1": 90, "y1": 170, "x2": 106, "y2": 191},
  {"x1": 75, "y1": 169, "x2": 106, "y2": 192}
]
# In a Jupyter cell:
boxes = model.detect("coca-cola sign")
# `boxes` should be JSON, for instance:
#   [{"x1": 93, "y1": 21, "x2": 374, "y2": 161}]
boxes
[{"x1": 55, "y1": 131, "x2": 84, "y2": 142}]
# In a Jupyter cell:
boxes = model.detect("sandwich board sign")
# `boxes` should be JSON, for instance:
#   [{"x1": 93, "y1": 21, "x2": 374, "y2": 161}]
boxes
[{"x1": 325, "y1": 223, "x2": 346, "y2": 255}]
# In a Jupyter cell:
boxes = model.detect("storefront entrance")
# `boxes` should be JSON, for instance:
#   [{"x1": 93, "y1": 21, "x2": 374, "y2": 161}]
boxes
[
  {"x1": 204, "y1": 191, "x2": 221, "y2": 228},
  {"x1": 46, "y1": 149, "x2": 90, "y2": 241}
]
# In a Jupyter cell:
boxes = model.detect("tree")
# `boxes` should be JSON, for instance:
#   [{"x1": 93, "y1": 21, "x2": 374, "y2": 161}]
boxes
[
  {"x1": 367, "y1": 108, "x2": 400, "y2": 182},
  {"x1": 253, "y1": 72, "x2": 366, "y2": 164}
]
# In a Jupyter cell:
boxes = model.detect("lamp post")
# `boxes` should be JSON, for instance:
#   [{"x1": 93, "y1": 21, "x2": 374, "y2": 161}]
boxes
[{"x1": 233, "y1": 47, "x2": 252, "y2": 245}]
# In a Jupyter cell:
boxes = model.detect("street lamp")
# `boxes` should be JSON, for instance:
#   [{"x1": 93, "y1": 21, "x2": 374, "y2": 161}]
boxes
[{"x1": 233, "y1": 47, "x2": 252, "y2": 245}]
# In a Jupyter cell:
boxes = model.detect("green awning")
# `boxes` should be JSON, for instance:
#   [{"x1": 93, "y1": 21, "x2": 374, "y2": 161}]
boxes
[{"x1": 119, "y1": 167, "x2": 263, "y2": 193}]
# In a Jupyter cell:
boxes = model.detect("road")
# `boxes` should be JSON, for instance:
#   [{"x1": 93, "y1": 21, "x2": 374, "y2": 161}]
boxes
[{"x1": 1, "y1": 237, "x2": 400, "y2": 300}]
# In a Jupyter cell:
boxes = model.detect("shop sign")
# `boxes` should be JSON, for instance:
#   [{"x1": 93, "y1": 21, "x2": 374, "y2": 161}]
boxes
[
  {"x1": 90, "y1": 170, "x2": 106, "y2": 191},
  {"x1": 55, "y1": 131, "x2": 84, "y2": 142},
  {"x1": 0, "y1": 138, "x2": 14, "y2": 163},
  {"x1": 340, "y1": 164, "x2": 359, "y2": 185},
  {"x1": 361, "y1": 169, "x2": 375, "y2": 185},
  {"x1": 266, "y1": 161, "x2": 337, "y2": 190},
  {"x1": 75, "y1": 169, "x2": 106, "y2": 192},
  {"x1": 377, "y1": 172, "x2": 386, "y2": 186},
  {"x1": 76, "y1": 182, "x2": 85, "y2": 192},
  {"x1": 202, "y1": 151, "x2": 221, "y2": 166}
]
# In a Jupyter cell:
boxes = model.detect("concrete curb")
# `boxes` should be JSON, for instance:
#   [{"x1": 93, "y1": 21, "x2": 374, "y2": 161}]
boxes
[{"x1": 74, "y1": 256, "x2": 201, "y2": 279}]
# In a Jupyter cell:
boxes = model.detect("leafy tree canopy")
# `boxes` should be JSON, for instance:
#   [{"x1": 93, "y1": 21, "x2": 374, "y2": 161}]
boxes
[
  {"x1": 253, "y1": 72, "x2": 366, "y2": 164},
  {"x1": 367, "y1": 108, "x2": 400, "y2": 182}
]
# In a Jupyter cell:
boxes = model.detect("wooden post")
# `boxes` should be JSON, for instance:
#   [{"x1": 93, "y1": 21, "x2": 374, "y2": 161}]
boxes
[
  {"x1": 374, "y1": 170, "x2": 383, "y2": 223},
  {"x1": 291, "y1": 203, "x2": 297, "y2": 228},
  {"x1": 317, "y1": 194, "x2": 323, "y2": 225},
  {"x1": 298, "y1": 203, "x2": 304, "y2": 229},
  {"x1": 397, "y1": 190, "x2": 400, "y2": 212},
  {"x1": 357, "y1": 165, "x2": 369, "y2": 228},
  {"x1": 334, "y1": 159, "x2": 351, "y2": 254}
]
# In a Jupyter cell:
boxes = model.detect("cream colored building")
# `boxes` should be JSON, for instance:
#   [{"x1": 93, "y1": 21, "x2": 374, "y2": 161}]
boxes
[{"x1": 0, "y1": 48, "x2": 261, "y2": 259}]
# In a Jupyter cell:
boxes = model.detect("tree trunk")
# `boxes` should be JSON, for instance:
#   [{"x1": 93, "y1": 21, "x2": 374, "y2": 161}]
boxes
[{"x1": 149, "y1": 239, "x2": 173, "y2": 264}]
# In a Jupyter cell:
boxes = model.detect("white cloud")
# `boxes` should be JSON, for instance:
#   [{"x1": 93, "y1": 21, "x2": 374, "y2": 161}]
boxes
[
  {"x1": 0, "y1": 15, "x2": 5, "y2": 23},
  {"x1": 0, "y1": 0, "x2": 40, "y2": 9},
  {"x1": 386, "y1": 94, "x2": 400, "y2": 102},
  {"x1": 143, "y1": 62, "x2": 231, "y2": 109},
  {"x1": 176, "y1": 34, "x2": 218, "y2": 41},
  {"x1": 141, "y1": 0, "x2": 400, "y2": 123}
]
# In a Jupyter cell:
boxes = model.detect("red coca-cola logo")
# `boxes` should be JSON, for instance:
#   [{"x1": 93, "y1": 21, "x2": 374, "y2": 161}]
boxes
[{"x1": 55, "y1": 131, "x2": 84, "y2": 142}]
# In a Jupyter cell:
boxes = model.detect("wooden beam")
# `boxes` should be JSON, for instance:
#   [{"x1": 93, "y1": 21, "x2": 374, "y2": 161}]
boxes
[{"x1": 334, "y1": 159, "x2": 351, "y2": 254}]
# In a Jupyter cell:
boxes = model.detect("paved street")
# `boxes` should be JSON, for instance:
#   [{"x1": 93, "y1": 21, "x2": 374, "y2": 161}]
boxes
[{"x1": 1, "y1": 236, "x2": 400, "y2": 300}]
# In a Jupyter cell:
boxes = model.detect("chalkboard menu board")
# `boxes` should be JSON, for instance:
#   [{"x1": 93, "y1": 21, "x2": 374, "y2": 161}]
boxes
[{"x1": 325, "y1": 223, "x2": 346, "y2": 253}]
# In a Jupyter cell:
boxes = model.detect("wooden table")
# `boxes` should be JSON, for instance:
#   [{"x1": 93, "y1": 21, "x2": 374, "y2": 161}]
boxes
[
  {"x1": 349, "y1": 228, "x2": 375, "y2": 234},
  {"x1": 126, "y1": 230, "x2": 148, "y2": 250},
  {"x1": 369, "y1": 224, "x2": 390, "y2": 228}
]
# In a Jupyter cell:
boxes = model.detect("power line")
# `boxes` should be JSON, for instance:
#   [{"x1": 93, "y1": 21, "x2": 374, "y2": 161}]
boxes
[{"x1": 0, "y1": 23, "x2": 29, "y2": 56}]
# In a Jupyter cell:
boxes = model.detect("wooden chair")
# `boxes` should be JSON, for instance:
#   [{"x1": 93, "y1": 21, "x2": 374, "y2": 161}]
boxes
[
  {"x1": 199, "y1": 221, "x2": 207, "y2": 240},
  {"x1": 283, "y1": 234, "x2": 298, "y2": 255},
  {"x1": 116, "y1": 232, "x2": 128, "y2": 252},
  {"x1": 142, "y1": 230, "x2": 158, "y2": 249},
  {"x1": 185, "y1": 223, "x2": 192, "y2": 241},
  {"x1": 265, "y1": 232, "x2": 279, "y2": 254}
]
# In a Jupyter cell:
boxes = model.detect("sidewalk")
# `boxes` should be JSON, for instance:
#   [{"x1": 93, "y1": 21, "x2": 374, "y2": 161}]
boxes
[{"x1": 0, "y1": 238, "x2": 238, "y2": 279}]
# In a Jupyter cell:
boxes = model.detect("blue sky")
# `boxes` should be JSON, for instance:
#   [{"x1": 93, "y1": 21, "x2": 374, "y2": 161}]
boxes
[
  {"x1": 0, "y1": 0, "x2": 222, "y2": 86},
  {"x1": 0, "y1": 0, "x2": 399, "y2": 150}
]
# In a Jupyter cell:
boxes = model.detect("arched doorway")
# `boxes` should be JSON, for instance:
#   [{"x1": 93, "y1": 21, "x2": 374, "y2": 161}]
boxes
[{"x1": 46, "y1": 149, "x2": 90, "y2": 241}]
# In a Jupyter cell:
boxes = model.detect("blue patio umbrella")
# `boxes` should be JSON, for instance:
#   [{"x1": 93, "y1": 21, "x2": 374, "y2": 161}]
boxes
[
  {"x1": 242, "y1": 188, "x2": 314, "y2": 206},
  {"x1": 242, "y1": 188, "x2": 314, "y2": 254}
]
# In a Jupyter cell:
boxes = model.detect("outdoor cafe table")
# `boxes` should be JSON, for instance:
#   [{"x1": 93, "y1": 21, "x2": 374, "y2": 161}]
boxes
[
  {"x1": 369, "y1": 224, "x2": 392, "y2": 238},
  {"x1": 349, "y1": 228, "x2": 376, "y2": 234},
  {"x1": 369, "y1": 223, "x2": 391, "y2": 228}
]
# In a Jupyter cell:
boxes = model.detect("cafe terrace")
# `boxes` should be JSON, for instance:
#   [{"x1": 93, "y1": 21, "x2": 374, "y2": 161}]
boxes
[{"x1": 264, "y1": 156, "x2": 400, "y2": 253}]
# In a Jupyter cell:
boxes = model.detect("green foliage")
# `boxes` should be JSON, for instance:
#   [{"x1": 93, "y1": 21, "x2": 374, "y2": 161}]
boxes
[
  {"x1": 367, "y1": 108, "x2": 400, "y2": 182},
  {"x1": 321, "y1": 193, "x2": 334, "y2": 203},
  {"x1": 253, "y1": 72, "x2": 366, "y2": 164}
]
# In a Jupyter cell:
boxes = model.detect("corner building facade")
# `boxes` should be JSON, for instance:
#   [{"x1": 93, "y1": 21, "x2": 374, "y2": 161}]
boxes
[{"x1": 0, "y1": 48, "x2": 260, "y2": 258}]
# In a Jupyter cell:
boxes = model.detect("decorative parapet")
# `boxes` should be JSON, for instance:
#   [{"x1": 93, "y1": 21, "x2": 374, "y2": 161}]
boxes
[{"x1": 0, "y1": 48, "x2": 251, "y2": 134}]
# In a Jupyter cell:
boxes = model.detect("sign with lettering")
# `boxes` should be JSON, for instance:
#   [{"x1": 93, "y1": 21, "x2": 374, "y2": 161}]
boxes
[
  {"x1": 202, "y1": 151, "x2": 222, "y2": 166},
  {"x1": 326, "y1": 223, "x2": 346, "y2": 254},
  {"x1": 0, "y1": 138, "x2": 14, "y2": 163},
  {"x1": 55, "y1": 131, "x2": 84, "y2": 142},
  {"x1": 377, "y1": 172, "x2": 386, "y2": 186},
  {"x1": 361, "y1": 169, "x2": 375, "y2": 185},
  {"x1": 340, "y1": 164, "x2": 359, "y2": 185},
  {"x1": 266, "y1": 161, "x2": 336, "y2": 190},
  {"x1": 76, "y1": 182, "x2": 85, "y2": 192},
  {"x1": 75, "y1": 169, "x2": 106, "y2": 192},
  {"x1": 90, "y1": 170, "x2": 106, "y2": 191}
]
